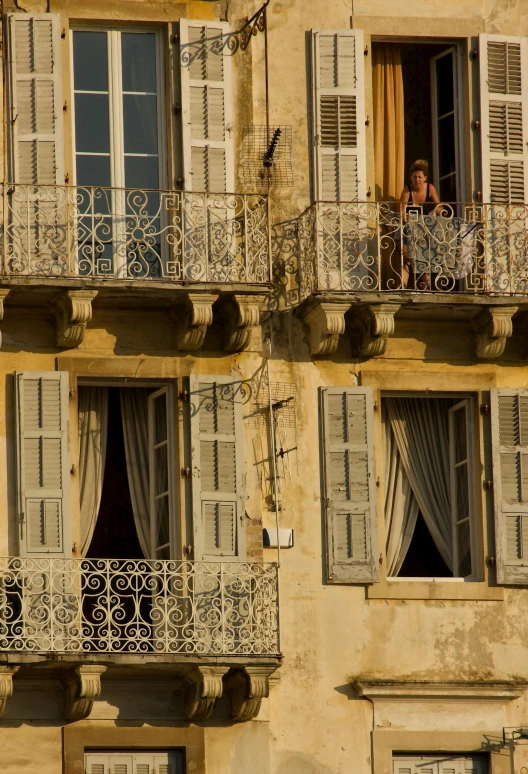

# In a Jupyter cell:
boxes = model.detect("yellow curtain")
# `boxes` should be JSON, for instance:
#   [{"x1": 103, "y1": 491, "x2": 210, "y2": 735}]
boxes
[{"x1": 373, "y1": 45, "x2": 405, "y2": 202}]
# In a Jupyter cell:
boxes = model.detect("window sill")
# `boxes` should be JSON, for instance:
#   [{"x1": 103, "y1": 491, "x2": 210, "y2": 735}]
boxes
[{"x1": 367, "y1": 579, "x2": 504, "y2": 601}]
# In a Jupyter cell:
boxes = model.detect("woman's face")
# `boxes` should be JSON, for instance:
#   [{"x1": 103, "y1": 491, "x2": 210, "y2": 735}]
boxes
[{"x1": 410, "y1": 170, "x2": 427, "y2": 189}]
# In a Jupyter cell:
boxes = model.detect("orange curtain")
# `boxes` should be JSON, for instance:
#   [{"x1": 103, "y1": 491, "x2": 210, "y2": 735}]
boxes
[{"x1": 373, "y1": 45, "x2": 405, "y2": 202}]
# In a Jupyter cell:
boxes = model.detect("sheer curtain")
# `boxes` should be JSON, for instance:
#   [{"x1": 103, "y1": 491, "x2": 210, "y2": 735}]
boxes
[
  {"x1": 120, "y1": 388, "x2": 151, "y2": 559},
  {"x1": 373, "y1": 44, "x2": 405, "y2": 202},
  {"x1": 79, "y1": 387, "x2": 109, "y2": 556}
]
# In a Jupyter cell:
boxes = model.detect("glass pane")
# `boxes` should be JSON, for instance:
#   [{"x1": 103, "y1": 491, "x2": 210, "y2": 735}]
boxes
[
  {"x1": 453, "y1": 406, "x2": 467, "y2": 464},
  {"x1": 75, "y1": 94, "x2": 110, "y2": 153},
  {"x1": 154, "y1": 444, "x2": 168, "y2": 496},
  {"x1": 438, "y1": 113, "x2": 456, "y2": 180},
  {"x1": 123, "y1": 95, "x2": 158, "y2": 155},
  {"x1": 153, "y1": 395, "x2": 167, "y2": 445},
  {"x1": 456, "y1": 519, "x2": 472, "y2": 577},
  {"x1": 122, "y1": 33, "x2": 157, "y2": 93},
  {"x1": 439, "y1": 173, "x2": 457, "y2": 203},
  {"x1": 75, "y1": 155, "x2": 111, "y2": 188},
  {"x1": 155, "y1": 496, "x2": 170, "y2": 550},
  {"x1": 125, "y1": 156, "x2": 159, "y2": 191},
  {"x1": 455, "y1": 463, "x2": 470, "y2": 522},
  {"x1": 435, "y1": 53, "x2": 454, "y2": 116},
  {"x1": 73, "y1": 31, "x2": 108, "y2": 92}
]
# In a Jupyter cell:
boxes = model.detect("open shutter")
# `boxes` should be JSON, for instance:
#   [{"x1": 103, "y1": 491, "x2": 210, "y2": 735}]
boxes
[
  {"x1": 8, "y1": 13, "x2": 64, "y2": 184},
  {"x1": 491, "y1": 388, "x2": 528, "y2": 584},
  {"x1": 479, "y1": 34, "x2": 528, "y2": 202},
  {"x1": 312, "y1": 29, "x2": 366, "y2": 201},
  {"x1": 189, "y1": 375, "x2": 245, "y2": 561},
  {"x1": 321, "y1": 387, "x2": 378, "y2": 583},
  {"x1": 148, "y1": 386, "x2": 175, "y2": 560},
  {"x1": 180, "y1": 19, "x2": 233, "y2": 192},
  {"x1": 15, "y1": 371, "x2": 70, "y2": 557}
]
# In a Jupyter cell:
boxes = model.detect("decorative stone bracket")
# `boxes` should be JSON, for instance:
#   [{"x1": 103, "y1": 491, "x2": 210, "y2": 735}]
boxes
[
  {"x1": 220, "y1": 294, "x2": 267, "y2": 352},
  {"x1": 0, "y1": 666, "x2": 19, "y2": 717},
  {"x1": 61, "y1": 665, "x2": 107, "y2": 721},
  {"x1": 473, "y1": 306, "x2": 518, "y2": 359},
  {"x1": 299, "y1": 298, "x2": 352, "y2": 356},
  {"x1": 183, "y1": 665, "x2": 229, "y2": 722},
  {"x1": 348, "y1": 303, "x2": 400, "y2": 358},
  {"x1": 171, "y1": 292, "x2": 218, "y2": 351},
  {"x1": 228, "y1": 665, "x2": 280, "y2": 722},
  {"x1": 52, "y1": 289, "x2": 98, "y2": 348}
]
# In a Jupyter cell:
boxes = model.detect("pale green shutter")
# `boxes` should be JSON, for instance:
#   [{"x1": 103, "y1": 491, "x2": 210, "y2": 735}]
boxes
[
  {"x1": 84, "y1": 756, "x2": 110, "y2": 774},
  {"x1": 189, "y1": 375, "x2": 245, "y2": 561},
  {"x1": 321, "y1": 387, "x2": 378, "y2": 583},
  {"x1": 491, "y1": 388, "x2": 528, "y2": 584},
  {"x1": 312, "y1": 30, "x2": 366, "y2": 201},
  {"x1": 15, "y1": 371, "x2": 70, "y2": 557},
  {"x1": 8, "y1": 13, "x2": 64, "y2": 184},
  {"x1": 180, "y1": 20, "x2": 234, "y2": 192}
]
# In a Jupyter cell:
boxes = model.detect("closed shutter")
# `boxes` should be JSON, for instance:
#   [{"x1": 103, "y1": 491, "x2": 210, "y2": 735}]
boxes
[
  {"x1": 311, "y1": 29, "x2": 366, "y2": 201},
  {"x1": 180, "y1": 20, "x2": 234, "y2": 192},
  {"x1": 479, "y1": 34, "x2": 528, "y2": 202},
  {"x1": 321, "y1": 387, "x2": 378, "y2": 583},
  {"x1": 490, "y1": 388, "x2": 528, "y2": 584},
  {"x1": 393, "y1": 758, "x2": 486, "y2": 774},
  {"x1": 84, "y1": 755, "x2": 110, "y2": 774},
  {"x1": 8, "y1": 13, "x2": 64, "y2": 184},
  {"x1": 85, "y1": 753, "x2": 183, "y2": 774},
  {"x1": 189, "y1": 375, "x2": 245, "y2": 561},
  {"x1": 15, "y1": 371, "x2": 70, "y2": 557}
]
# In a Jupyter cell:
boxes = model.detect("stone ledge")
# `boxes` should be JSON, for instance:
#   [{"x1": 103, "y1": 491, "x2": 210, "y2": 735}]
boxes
[{"x1": 354, "y1": 679, "x2": 527, "y2": 702}]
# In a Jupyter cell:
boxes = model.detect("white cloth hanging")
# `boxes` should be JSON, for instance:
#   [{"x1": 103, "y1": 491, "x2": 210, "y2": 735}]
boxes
[
  {"x1": 79, "y1": 387, "x2": 109, "y2": 556},
  {"x1": 120, "y1": 388, "x2": 151, "y2": 558}
]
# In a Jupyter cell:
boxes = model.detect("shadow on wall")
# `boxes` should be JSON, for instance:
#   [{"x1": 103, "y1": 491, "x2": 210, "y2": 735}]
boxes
[{"x1": 276, "y1": 753, "x2": 334, "y2": 774}]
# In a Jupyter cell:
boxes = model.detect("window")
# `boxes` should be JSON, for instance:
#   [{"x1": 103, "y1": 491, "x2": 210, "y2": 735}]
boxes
[
  {"x1": 85, "y1": 750, "x2": 184, "y2": 774},
  {"x1": 393, "y1": 755, "x2": 487, "y2": 774}
]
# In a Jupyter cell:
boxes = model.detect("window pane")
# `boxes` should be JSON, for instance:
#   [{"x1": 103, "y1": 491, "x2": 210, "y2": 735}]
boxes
[
  {"x1": 75, "y1": 94, "x2": 110, "y2": 153},
  {"x1": 453, "y1": 406, "x2": 467, "y2": 464},
  {"x1": 153, "y1": 395, "x2": 167, "y2": 445},
  {"x1": 123, "y1": 95, "x2": 158, "y2": 155},
  {"x1": 76, "y1": 155, "x2": 111, "y2": 188},
  {"x1": 438, "y1": 113, "x2": 456, "y2": 180},
  {"x1": 125, "y1": 156, "x2": 159, "y2": 190},
  {"x1": 154, "y1": 496, "x2": 170, "y2": 551},
  {"x1": 435, "y1": 53, "x2": 454, "y2": 116},
  {"x1": 73, "y1": 31, "x2": 108, "y2": 92},
  {"x1": 455, "y1": 463, "x2": 470, "y2": 522},
  {"x1": 154, "y1": 445, "x2": 168, "y2": 496},
  {"x1": 122, "y1": 33, "x2": 157, "y2": 93},
  {"x1": 457, "y1": 519, "x2": 472, "y2": 577}
]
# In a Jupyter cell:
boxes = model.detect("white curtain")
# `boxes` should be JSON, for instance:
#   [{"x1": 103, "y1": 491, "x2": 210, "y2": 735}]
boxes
[
  {"x1": 386, "y1": 398, "x2": 454, "y2": 571},
  {"x1": 79, "y1": 387, "x2": 109, "y2": 557},
  {"x1": 120, "y1": 388, "x2": 151, "y2": 559},
  {"x1": 383, "y1": 407, "x2": 419, "y2": 576}
]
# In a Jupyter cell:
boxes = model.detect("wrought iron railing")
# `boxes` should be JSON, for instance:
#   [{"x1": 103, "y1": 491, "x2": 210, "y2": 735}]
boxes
[
  {"x1": 294, "y1": 201, "x2": 528, "y2": 297},
  {"x1": 0, "y1": 558, "x2": 279, "y2": 655},
  {"x1": 0, "y1": 185, "x2": 270, "y2": 284}
]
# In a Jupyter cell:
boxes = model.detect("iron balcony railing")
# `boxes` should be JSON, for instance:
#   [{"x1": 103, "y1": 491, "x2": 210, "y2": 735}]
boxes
[
  {"x1": 0, "y1": 558, "x2": 279, "y2": 656},
  {"x1": 294, "y1": 201, "x2": 528, "y2": 297},
  {"x1": 1, "y1": 184, "x2": 270, "y2": 284}
]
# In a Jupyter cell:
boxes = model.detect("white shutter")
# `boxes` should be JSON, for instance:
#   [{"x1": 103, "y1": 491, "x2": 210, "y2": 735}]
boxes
[
  {"x1": 15, "y1": 371, "x2": 70, "y2": 557},
  {"x1": 479, "y1": 34, "x2": 528, "y2": 202},
  {"x1": 491, "y1": 388, "x2": 528, "y2": 584},
  {"x1": 312, "y1": 29, "x2": 366, "y2": 201},
  {"x1": 8, "y1": 13, "x2": 64, "y2": 184},
  {"x1": 321, "y1": 387, "x2": 378, "y2": 583},
  {"x1": 84, "y1": 755, "x2": 110, "y2": 774},
  {"x1": 189, "y1": 375, "x2": 245, "y2": 561},
  {"x1": 148, "y1": 386, "x2": 175, "y2": 560},
  {"x1": 180, "y1": 20, "x2": 234, "y2": 192}
]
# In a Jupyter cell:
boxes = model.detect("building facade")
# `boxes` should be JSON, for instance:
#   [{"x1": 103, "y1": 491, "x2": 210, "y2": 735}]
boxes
[{"x1": 1, "y1": 0, "x2": 528, "y2": 772}]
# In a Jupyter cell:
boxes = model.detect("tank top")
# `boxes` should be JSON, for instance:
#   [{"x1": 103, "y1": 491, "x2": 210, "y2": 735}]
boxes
[{"x1": 407, "y1": 182, "x2": 434, "y2": 215}]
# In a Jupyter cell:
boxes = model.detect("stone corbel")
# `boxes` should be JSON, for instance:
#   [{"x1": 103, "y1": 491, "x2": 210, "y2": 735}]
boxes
[
  {"x1": 221, "y1": 294, "x2": 267, "y2": 352},
  {"x1": 61, "y1": 665, "x2": 107, "y2": 721},
  {"x1": 52, "y1": 289, "x2": 98, "y2": 348},
  {"x1": 183, "y1": 665, "x2": 229, "y2": 722},
  {"x1": 348, "y1": 303, "x2": 400, "y2": 358},
  {"x1": 473, "y1": 306, "x2": 518, "y2": 359},
  {"x1": 0, "y1": 289, "x2": 10, "y2": 349},
  {"x1": 228, "y1": 666, "x2": 279, "y2": 723},
  {"x1": 0, "y1": 666, "x2": 19, "y2": 717},
  {"x1": 171, "y1": 292, "x2": 218, "y2": 351},
  {"x1": 299, "y1": 298, "x2": 352, "y2": 356}
]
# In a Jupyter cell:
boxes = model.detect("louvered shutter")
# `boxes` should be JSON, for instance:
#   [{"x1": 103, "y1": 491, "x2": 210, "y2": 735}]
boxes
[
  {"x1": 321, "y1": 387, "x2": 378, "y2": 583},
  {"x1": 15, "y1": 371, "x2": 70, "y2": 557},
  {"x1": 479, "y1": 34, "x2": 528, "y2": 202},
  {"x1": 84, "y1": 756, "x2": 110, "y2": 774},
  {"x1": 180, "y1": 20, "x2": 234, "y2": 192},
  {"x1": 189, "y1": 375, "x2": 245, "y2": 561},
  {"x1": 8, "y1": 13, "x2": 64, "y2": 184},
  {"x1": 490, "y1": 388, "x2": 528, "y2": 584},
  {"x1": 312, "y1": 29, "x2": 366, "y2": 201}
]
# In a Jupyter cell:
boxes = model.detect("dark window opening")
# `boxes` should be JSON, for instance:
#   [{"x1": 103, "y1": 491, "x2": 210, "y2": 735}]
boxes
[{"x1": 397, "y1": 511, "x2": 451, "y2": 577}]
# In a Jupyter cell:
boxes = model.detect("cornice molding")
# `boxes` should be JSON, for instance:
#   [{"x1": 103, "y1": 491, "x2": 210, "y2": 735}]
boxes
[{"x1": 354, "y1": 679, "x2": 527, "y2": 702}]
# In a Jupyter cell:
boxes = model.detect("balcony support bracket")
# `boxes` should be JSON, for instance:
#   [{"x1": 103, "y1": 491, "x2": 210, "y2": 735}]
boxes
[
  {"x1": 53, "y1": 289, "x2": 98, "y2": 348},
  {"x1": 61, "y1": 665, "x2": 107, "y2": 721},
  {"x1": 473, "y1": 306, "x2": 518, "y2": 359},
  {"x1": 221, "y1": 294, "x2": 267, "y2": 352},
  {"x1": 0, "y1": 666, "x2": 19, "y2": 717},
  {"x1": 348, "y1": 303, "x2": 400, "y2": 358},
  {"x1": 172, "y1": 292, "x2": 219, "y2": 351},
  {"x1": 183, "y1": 665, "x2": 229, "y2": 722},
  {"x1": 228, "y1": 665, "x2": 280, "y2": 722},
  {"x1": 299, "y1": 298, "x2": 352, "y2": 356}
]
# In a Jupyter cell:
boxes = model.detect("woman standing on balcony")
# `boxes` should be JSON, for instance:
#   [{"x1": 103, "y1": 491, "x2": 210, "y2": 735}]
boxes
[{"x1": 399, "y1": 160, "x2": 440, "y2": 288}]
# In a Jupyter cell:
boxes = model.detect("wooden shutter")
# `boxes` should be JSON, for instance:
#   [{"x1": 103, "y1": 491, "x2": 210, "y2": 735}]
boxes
[
  {"x1": 490, "y1": 388, "x2": 528, "y2": 584},
  {"x1": 312, "y1": 29, "x2": 366, "y2": 201},
  {"x1": 8, "y1": 13, "x2": 64, "y2": 184},
  {"x1": 479, "y1": 34, "x2": 528, "y2": 202},
  {"x1": 148, "y1": 386, "x2": 175, "y2": 560},
  {"x1": 180, "y1": 20, "x2": 234, "y2": 192},
  {"x1": 321, "y1": 387, "x2": 378, "y2": 583},
  {"x1": 189, "y1": 375, "x2": 245, "y2": 561},
  {"x1": 85, "y1": 753, "x2": 182, "y2": 774},
  {"x1": 15, "y1": 371, "x2": 70, "y2": 557}
]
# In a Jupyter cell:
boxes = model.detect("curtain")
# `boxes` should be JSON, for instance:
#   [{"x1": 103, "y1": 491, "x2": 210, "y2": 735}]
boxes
[
  {"x1": 383, "y1": 407, "x2": 419, "y2": 576},
  {"x1": 373, "y1": 45, "x2": 405, "y2": 202},
  {"x1": 79, "y1": 387, "x2": 109, "y2": 557},
  {"x1": 386, "y1": 398, "x2": 453, "y2": 570},
  {"x1": 120, "y1": 388, "x2": 151, "y2": 559}
]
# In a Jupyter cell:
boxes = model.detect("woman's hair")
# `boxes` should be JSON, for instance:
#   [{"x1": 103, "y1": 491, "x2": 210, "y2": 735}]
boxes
[{"x1": 409, "y1": 159, "x2": 429, "y2": 177}]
